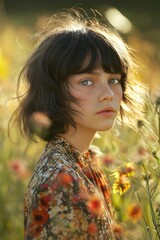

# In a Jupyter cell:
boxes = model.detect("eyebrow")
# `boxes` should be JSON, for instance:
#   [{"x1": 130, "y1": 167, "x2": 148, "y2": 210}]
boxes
[{"x1": 76, "y1": 71, "x2": 121, "y2": 76}]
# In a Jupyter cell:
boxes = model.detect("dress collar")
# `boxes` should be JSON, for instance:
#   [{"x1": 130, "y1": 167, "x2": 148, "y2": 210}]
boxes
[{"x1": 46, "y1": 135, "x2": 94, "y2": 166}]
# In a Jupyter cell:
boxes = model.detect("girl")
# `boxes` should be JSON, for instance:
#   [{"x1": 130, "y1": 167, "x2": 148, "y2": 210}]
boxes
[{"x1": 11, "y1": 8, "x2": 143, "y2": 240}]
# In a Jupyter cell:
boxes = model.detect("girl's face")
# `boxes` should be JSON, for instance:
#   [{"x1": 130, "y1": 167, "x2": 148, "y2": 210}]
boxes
[{"x1": 68, "y1": 68, "x2": 123, "y2": 135}]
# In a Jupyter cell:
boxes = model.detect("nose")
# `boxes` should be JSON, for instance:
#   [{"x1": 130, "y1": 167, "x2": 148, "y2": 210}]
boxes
[{"x1": 98, "y1": 83, "x2": 114, "y2": 102}]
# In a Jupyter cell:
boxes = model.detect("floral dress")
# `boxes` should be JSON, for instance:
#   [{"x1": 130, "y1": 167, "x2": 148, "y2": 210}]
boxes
[{"x1": 24, "y1": 136, "x2": 116, "y2": 239}]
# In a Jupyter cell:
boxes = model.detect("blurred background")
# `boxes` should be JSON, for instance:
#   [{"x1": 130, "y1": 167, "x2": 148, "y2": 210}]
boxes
[{"x1": 0, "y1": 0, "x2": 160, "y2": 239}]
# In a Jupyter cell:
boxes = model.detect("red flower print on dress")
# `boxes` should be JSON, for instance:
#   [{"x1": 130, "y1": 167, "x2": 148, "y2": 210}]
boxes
[
  {"x1": 87, "y1": 222, "x2": 97, "y2": 235},
  {"x1": 39, "y1": 193, "x2": 52, "y2": 209},
  {"x1": 30, "y1": 224, "x2": 43, "y2": 238},
  {"x1": 32, "y1": 208, "x2": 49, "y2": 225},
  {"x1": 57, "y1": 172, "x2": 73, "y2": 187},
  {"x1": 87, "y1": 195, "x2": 103, "y2": 215}
]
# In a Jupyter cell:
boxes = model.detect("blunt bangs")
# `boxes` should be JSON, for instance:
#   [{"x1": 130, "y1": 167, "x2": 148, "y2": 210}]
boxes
[{"x1": 57, "y1": 30, "x2": 128, "y2": 78}]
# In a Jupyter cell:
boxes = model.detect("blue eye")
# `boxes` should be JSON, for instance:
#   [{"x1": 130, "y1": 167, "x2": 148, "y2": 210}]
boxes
[
  {"x1": 109, "y1": 78, "x2": 121, "y2": 84},
  {"x1": 80, "y1": 80, "x2": 93, "y2": 86}
]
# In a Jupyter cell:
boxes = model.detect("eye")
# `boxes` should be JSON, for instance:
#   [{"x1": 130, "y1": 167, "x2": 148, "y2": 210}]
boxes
[
  {"x1": 80, "y1": 79, "x2": 93, "y2": 86},
  {"x1": 109, "y1": 78, "x2": 121, "y2": 85}
]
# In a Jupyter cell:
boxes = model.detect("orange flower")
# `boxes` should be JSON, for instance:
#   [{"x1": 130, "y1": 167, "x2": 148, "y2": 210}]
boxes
[
  {"x1": 113, "y1": 175, "x2": 131, "y2": 195},
  {"x1": 128, "y1": 204, "x2": 142, "y2": 222},
  {"x1": 87, "y1": 195, "x2": 103, "y2": 215},
  {"x1": 87, "y1": 222, "x2": 97, "y2": 235},
  {"x1": 32, "y1": 208, "x2": 49, "y2": 225},
  {"x1": 57, "y1": 172, "x2": 73, "y2": 187},
  {"x1": 112, "y1": 223, "x2": 125, "y2": 237}
]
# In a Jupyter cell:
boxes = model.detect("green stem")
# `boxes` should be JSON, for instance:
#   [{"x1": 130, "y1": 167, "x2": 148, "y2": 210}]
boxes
[
  {"x1": 129, "y1": 177, "x2": 153, "y2": 240},
  {"x1": 142, "y1": 164, "x2": 160, "y2": 239}
]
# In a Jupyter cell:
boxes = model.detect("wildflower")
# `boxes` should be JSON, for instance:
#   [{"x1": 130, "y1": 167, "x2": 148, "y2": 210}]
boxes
[
  {"x1": 32, "y1": 208, "x2": 49, "y2": 225},
  {"x1": 137, "y1": 146, "x2": 148, "y2": 156},
  {"x1": 0, "y1": 50, "x2": 10, "y2": 79},
  {"x1": 112, "y1": 223, "x2": 125, "y2": 237},
  {"x1": 113, "y1": 163, "x2": 135, "y2": 179},
  {"x1": 122, "y1": 163, "x2": 135, "y2": 176},
  {"x1": 87, "y1": 222, "x2": 97, "y2": 235},
  {"x1": 102, "y1": 155, "x2": 114, "y2": 166},
  {"x1": 9, "y1": 159, "x2": 30, "y2": 179},
  {"x1": 29, "y1": 112, "x2": 52, "y2": 138},
  {"x1": 112, "y1": 175, "x2": 131, "y2": 195},
  {"x1": 128, "y1": 204, "x2": 142, "y2": 222},
  {"x1": 87, "y1": 195, "x2": 103, "y2": 215},
  {"x1": 30, "y1": 112, "x2": 52, "y2": 129},
  {"x1": 57, "y1": 172, "x2": 73, "y2": 187}
]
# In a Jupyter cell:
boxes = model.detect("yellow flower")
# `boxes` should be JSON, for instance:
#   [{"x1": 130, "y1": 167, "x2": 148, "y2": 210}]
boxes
[
  {"x1": 112, "y1": 163, "x2": 135, "y2": 179},
  {"x1": 113, "y1": 175, "x2": 131, "y2": 195},
  {"x1": 0, "y1": 50, "x2": 10, "y2": 79}
]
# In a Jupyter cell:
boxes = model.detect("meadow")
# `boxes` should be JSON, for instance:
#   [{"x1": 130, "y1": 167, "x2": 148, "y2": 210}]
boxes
[{"x1": 0, "y1": 14, "x2": 160, "y2": 240}]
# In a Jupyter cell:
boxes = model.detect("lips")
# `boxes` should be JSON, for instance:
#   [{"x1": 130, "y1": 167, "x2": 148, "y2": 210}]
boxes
[{"x1": 96, "y1": 106, "x2": 115, "y2": 114}]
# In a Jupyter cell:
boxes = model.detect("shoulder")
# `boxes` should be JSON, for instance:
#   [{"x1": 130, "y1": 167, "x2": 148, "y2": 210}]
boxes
[{"x1": 27, "y1": 144, "x2": 80, "y2": 194}]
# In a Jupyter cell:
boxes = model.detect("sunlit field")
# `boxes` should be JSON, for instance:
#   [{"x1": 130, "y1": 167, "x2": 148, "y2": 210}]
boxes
[{"x1": 1, "y1": 12, "x2": 160, "y2": 240}]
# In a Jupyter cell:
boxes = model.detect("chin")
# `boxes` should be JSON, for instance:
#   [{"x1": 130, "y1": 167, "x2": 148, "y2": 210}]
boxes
[{"x1": 97, "y1": 126, "x2": 113, "y2": 132}]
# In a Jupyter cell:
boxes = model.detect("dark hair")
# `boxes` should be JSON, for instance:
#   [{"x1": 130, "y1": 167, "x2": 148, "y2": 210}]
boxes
[{"x1": 9, "y1": 9, "x2": 139, "y2": 141}]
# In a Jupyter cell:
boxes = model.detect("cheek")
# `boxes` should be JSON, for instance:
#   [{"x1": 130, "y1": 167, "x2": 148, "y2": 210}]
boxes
[
  {"x1": 114, "y1": 87, "x2": 123, "y2": 102},
  {"x1": 70, "y1": 88, "x2": 90, "y2": 106}
]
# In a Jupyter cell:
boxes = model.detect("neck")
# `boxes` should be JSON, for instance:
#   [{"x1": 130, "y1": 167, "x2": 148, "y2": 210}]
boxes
[{"x1": 59, "y1": 125, "x2": 96, "y2": 153}]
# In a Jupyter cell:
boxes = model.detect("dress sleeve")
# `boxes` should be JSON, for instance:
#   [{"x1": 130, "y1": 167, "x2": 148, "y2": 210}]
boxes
[{"x1": 24, "y1": 168, "x2": 98, "y2": 240}]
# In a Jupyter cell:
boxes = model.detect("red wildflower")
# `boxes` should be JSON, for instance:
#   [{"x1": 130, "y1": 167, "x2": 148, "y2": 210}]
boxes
[
  {"x1": 137, "y1": 146, "x2": 148, "y2": 156},
  {"x1": 128, "y1": 204, "x2": 142, "y2": 222},
  {"x1": 112, "y1": 223, "x2": 125, "y2": 237},
  {"x1": 87, "y1": 195, "x2": 103, "y2": 215},
  {"x1": 87, "y1": 222, "x2": 97, "y2": 235},
  {"x1": 9, "y1": 159, "x2": 30, "y2": 179},
  {"x1": 32, "y1": 208, "x2": 49, "y2": 225},
  {"x1": 102, "y1": 155, "x2": 114, "y2": 166}
]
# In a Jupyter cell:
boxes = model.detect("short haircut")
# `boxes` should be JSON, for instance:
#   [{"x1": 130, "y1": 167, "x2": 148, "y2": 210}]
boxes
[{"x1": 10, "y1": 9, "x2": 139, "y2": 141}]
